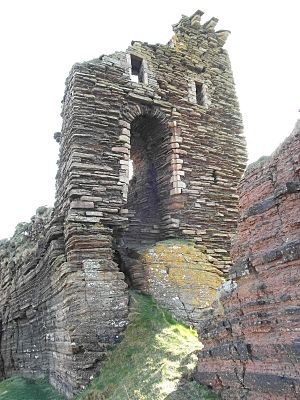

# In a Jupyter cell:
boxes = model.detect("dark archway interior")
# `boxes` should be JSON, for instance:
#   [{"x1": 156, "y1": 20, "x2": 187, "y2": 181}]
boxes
[{"x1": 124, "y1": 115, "x2": 171, "y2": 248}]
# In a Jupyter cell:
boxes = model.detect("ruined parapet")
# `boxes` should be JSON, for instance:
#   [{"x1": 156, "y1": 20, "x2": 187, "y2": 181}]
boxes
[
  {"x1": 196, "y1": 121, "x2": 300, "y2": 399},
  {"x1": 0, "y1": 11, "x2": 246, "y2": 397}
]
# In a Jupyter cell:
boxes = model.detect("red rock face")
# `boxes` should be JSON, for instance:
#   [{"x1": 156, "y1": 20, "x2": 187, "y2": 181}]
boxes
[{"x1": 196, "y1": 121, "x2": 300, "y2": 399}]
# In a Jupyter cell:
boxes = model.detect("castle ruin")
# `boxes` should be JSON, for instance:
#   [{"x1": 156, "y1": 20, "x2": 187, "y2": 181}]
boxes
[{"x1": 2, "y1": 10, "x2": 297, "y2": 400}]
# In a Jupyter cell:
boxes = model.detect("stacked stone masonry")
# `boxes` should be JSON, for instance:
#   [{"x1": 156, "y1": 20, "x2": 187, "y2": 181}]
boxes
[
  {"x1": 196, "y1": 120, "x2": 300, "y2": 399},
  {"x1": 0, "y1": 11, "x2": 246, "y2": 397}
]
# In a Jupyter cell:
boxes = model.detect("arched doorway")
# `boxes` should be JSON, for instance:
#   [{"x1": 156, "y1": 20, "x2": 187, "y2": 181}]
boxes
[{"x1": 124, "y1": 114, "x2": 171, "y2": 248}]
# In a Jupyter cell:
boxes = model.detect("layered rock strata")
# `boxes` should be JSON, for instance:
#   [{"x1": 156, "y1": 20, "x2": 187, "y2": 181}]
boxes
[
  {"x1": 196, "y1": 121, "x2": 300, "y2": 399},
  {"x1": 0, "y1": 209, "x2": 128, "y2": 397},
  {"x1": 0, "y1": 10, "x2": 246, "y2": 397}
]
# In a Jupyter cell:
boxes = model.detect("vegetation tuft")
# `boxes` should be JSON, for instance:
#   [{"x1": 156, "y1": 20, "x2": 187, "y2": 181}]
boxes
[
  {"x1": 0, "y1": 376, "x2": 65, "y2": 400},
  {"x1": 246, "y1": 155, "x2": 270, "y2": 173}
]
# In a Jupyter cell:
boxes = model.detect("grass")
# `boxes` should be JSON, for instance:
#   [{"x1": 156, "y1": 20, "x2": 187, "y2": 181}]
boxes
[
  {"x1": 76, "y1": 291, "x2": 218, "y2": 400},
  {"x1": 0, "y1": 376, "x2": 65, "y2": 400},
  {"x1": 0, "y1": 292, "x2": 218, "y2": 400}
]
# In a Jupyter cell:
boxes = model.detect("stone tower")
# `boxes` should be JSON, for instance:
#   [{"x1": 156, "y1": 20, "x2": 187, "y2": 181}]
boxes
[
  {"x1": 57, "y1": 9, "x2": 246, "y2": 264},
  {"x1": 0, "y1": 11, "x2": 246, "y2": 397}
]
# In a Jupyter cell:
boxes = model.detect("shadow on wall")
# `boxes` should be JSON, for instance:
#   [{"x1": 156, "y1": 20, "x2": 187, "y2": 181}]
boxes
[{"x1": 125, "y1": 114, "x2": 172, "y2": 247}]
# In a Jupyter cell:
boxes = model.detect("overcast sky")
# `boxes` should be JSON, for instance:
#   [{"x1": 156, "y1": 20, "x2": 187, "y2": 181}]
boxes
[{"x1": 0, "y1": 0, "x2": 299, "y2": 239}]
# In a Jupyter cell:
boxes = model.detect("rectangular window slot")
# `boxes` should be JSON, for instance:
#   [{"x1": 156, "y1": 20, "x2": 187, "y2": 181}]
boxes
[
  {"x1": 130, "y1": 55, "x2": 144, "y2": 83},
  {"x1": 195, "y1": 82, "x2": 205, "y2": 105}
]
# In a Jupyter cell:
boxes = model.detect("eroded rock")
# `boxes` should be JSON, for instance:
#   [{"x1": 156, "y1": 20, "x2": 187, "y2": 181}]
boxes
[{"x1": 196, "y1": 120, "x2": 300, "y2": 399}]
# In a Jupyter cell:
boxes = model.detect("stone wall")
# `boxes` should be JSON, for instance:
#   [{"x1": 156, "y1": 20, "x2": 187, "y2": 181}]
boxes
[
  {"x1": 0, "y1": 208, "x2": 128, "y2": 397},
  {"x1": 196, "y1": 121, "x2": 300, "y2": 399},
  {"x1": 0, "y1": 11, "x2": 246, "y2": 397}
]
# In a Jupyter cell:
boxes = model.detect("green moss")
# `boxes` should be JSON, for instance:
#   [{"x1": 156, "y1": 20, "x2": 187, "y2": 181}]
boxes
[
  {"x1": 142, "y1": 242, "x2": 223, "y2": 309},
  {"x1": 77, "y1": 292, "x2": 218, "y2": 400},
  {"x1": 0, "y1": 377, "x2": 65, "y2": 400},
  {"x1": 157, "y1": 239, "x2": 195, "y2": 247}
]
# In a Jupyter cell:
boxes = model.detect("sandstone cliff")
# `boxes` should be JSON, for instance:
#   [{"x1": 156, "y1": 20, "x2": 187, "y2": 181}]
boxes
[{"x1": 196, "y1": 120, "x2": 300, "y2": 399}]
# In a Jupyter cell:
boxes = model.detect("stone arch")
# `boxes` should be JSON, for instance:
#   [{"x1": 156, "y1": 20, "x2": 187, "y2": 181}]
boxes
[
  {"x1": 115, "y1": 103, "x2": 186, "y2": 248},
  {"x1": 127, "y1": 114, "x2": 171, "y2": 246},
  {"x1": 121, "y1": 104, "x2": 169, "y2": 126},
  {"x1": 117, "y1": 105, "x2": 173, "y2": 247},
  {"x1": 113, "y1": 106, "x2": 176, "y2": 292}
]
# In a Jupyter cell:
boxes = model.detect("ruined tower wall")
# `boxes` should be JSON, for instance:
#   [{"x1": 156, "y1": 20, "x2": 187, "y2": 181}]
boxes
[
  {"x1": 56, "y1": 14, "x2": 246, "y2": 269},
  {"x1": 0, "y1": 211, "x2": 69, "y2": 387},
  {"x1": 196, "y1": 121, "x2": 300, "y2": 399},
  {"x1": 0, "y1": 11, "x2": 246, "y2": 397},
  {"x1": 0, "y1": 211, "x2": 128, "y2": 398}
]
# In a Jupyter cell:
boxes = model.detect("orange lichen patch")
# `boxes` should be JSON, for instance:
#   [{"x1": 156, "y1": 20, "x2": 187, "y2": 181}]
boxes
[{"x1": 141, "y1": 240, "x2": 224, "y2": 324}]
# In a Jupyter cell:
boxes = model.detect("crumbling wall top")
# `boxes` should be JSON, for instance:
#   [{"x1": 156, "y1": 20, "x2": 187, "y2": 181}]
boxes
[{"x1": 172, "y1": 10, "x2": 230, "y2": 48}]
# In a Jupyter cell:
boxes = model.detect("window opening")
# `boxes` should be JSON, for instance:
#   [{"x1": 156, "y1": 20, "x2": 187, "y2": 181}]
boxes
[
  {"x1": 129, "y1": 159, "x2": 133, "y2": 180},
  {"x1": 212, "y1": 170, "x2": 217, "y2": 184},
  {"x1": 195, "y1": 82, "x2": 205, "y2": 105},
  {"x1": 130, "y1": 55, "x2": 144, "y2": 83}
]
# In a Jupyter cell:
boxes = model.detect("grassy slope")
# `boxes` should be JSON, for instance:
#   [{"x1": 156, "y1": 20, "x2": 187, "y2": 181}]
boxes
[
  {"x1": 77, "y1": 292, "x2": 218, "y2": 400},
  {"x1": 0, "y1": 293, "x2": 218, "y2": 400},
  {"x1": 0, "y1": 376, "x2": 65, "y2": 400}
]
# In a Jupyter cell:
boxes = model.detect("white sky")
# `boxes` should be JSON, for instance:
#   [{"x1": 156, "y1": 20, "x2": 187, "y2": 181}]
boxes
[{"x1": 0, "y1": 0, "x2": 299, "y2": 239}]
